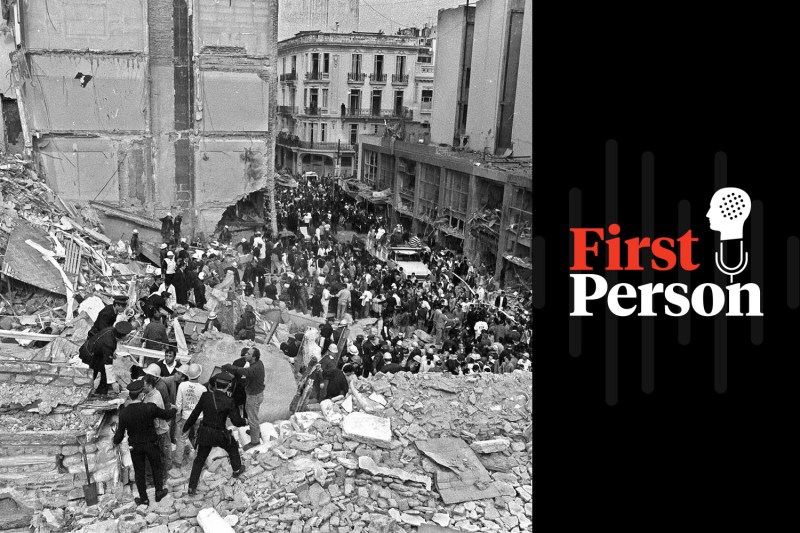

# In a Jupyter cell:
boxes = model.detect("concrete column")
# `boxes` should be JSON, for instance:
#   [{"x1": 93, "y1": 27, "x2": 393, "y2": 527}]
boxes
[
  {"x1": 463, "y1": 173, "x2": 478, "y2": 259},
  {"x1": 496, "y1": 179, "x2": 516, "y2": 278},
  {"x1": 437, "y1": 166, "x2": 448, "y2": 247},
  {"x1": 412, "y1": 157, "x2": 422, "y2": 236}
]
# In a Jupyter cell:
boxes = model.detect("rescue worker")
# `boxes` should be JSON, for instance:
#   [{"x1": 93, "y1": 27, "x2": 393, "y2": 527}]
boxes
[
  {"x1": 80, "y1": 321, "x2": 132, "y2": 397},
  {"x1": 112, "y1": 379, "x2": 176, "y2": 506},
  {"x1": 234, "y1": 304, "x2": 257, "y2": 340},
  {"x1": 222, "y1": 347, "x2": 265, "y2": 450},
  {"x1": 172, "y1": 363, "x2": 205, "y2": 467},
  {"x1": 130, "y1": 229, "x2": 141, "y2": 258},
  {"x1": 88, "y1": 295, "x2": 128, "y2": 338},
  {"x1": 182, "y1": 372, "x2": 247, "y2": 495}
]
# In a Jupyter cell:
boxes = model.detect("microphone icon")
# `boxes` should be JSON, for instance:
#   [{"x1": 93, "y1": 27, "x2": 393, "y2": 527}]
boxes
[{"x1": 706, "y1": 187, "x2": 751, "y2": 284}]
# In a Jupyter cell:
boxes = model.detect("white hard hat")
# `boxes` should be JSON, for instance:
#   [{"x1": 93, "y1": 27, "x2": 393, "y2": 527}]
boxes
[{"x1": 144, "y1": 364, "x2": 162, "y2": 377}]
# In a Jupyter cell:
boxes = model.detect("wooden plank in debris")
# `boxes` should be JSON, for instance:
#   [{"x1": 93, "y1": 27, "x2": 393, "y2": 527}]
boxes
[
  {"x1": 63, "y1": 216, "x2": 112, "y2": 246},
  {"x1": 0, "y1": 329, "x2": 61, "y2": 342},
  {"x1": 116, "y1": 344, "x2": 191, "y2": 367},
  {"x1": 415, "y1": 437, "x2": 502, "y2": 504}
]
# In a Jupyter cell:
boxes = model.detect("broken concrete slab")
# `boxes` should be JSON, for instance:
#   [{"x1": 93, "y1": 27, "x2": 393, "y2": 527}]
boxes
[
  {"x1": 341, "y1": 411, "x2": 392, "y2": 448},
  {"x1": 415, "y1": 437, "x2": 502, "y2": 504},
  {"x1": 357, "y1": 455, "x2": 432, "y2": 491}
]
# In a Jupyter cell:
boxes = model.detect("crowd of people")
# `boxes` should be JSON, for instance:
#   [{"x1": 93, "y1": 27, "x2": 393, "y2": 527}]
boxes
[{"x1": 98, "y1": 173, "x2": 531, "y2": 504}]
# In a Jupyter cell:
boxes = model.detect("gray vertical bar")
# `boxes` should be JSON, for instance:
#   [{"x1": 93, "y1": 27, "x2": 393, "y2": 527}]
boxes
[
  {"x1": 605, "y1": 140, "x2": 619, "y2": 406},
  {"x1": 568, "y1": 188, "x2": 582, "y2": 357},
  {"x1": 641, "y1": 152, "x2": 655, "y2": 394},
  {"x1": 677, "y1": 200, "x2": 692, "y2": 345},
  {"x1": 788, "y1": 236, "x2": 800, "y2": 309},
  {"x1": 533, "y1": 236, "x2": 545, "y2": 309},
  {"x1": 750, "y1": 200, "x2": 763, "y2": 345},
  {"x1": 714, "y1": 151, "x2": 727, "y2": 394}
]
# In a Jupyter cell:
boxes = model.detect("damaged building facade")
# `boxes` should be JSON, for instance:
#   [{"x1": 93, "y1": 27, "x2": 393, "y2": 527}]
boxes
[
  {"x1": 354, "y1": 0, "x2": 532, "y2": 282},
  {"x1": 5, "y1": 0, "x2": 278, "y2": 236},
  {"x1": 276, "y1": 29, "x2": 433, "y2": 178}
]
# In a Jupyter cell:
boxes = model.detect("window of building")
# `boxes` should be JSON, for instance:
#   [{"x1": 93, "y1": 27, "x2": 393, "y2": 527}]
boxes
[
  {"x1": 323, "y1": 53, "x2": 330, "y2": 76},
  {"x1": 363, "y1": 150, "x2": 378, "y2": 186},
  {"x1": 303, "y1": 122, "x2": 307, "y2": 139},
  {"x1": 442, "y1": 170, "x2": 469, "y2": 232},
  {"x1": 397, "y1": 158, "x2": 416, "y2": 199},
  {"x1": 378, "y1": 154, "x2": 394, "y2": 191},
  {"x1": 351, "y1": 54, "x2": 362, "y2": 74},
  {"x1": 374, "y1": 54, "x2": 384, "y2": 76},
  {"x1": 417, "y1": 163, "x2": 440, "y2": 221},
  {"x1": 396, "y1": 55, "x2": 406, "y2": 76},
  {"x1": 350, "y1": 124, "x2": 358, "y2": 145},
  {"x1": 321, "y1": 123, "x2": 327, "y2": 142},
  {"x1": 311, "y1": 53, "x2": 320, "y2": 75},
  {"x1": 322, "y1": 88, "x2": 329, "y2": 109},
  {"x1": 309, "y1": 88, "x2": 319, "y2": 111},
  {"x1": 290, "y1": 88, "x2": 296, "y2": 107},
  {"x1": 303, "y1": 88, "x2": 308, "y2": 107},
  {"x1": 349, "y1": 89, "x2": 361, "y2": 113},
  {"x1": 421, "y1": 89, "x2": 433, "y2": 110},
  {"x1": 309, "y1": 123, "x2": 316, "y2": 143},
  {"x1": 281, "y1": 88, "x2": 285, "y2": 105},
  {"x1": 394, "y1": 90, "x2": 404, "y2": 114},
  {"x1": 282, "y1": 57, "x2": 286, "y2": 74},
  {"x1": 371, "y1": 90, "x2": 382, "y2": 114},
  {"x1": 417, "y1": 55, "x2": 432, "y2": 63},
  {"x1": 373, "y1": 124, "x2": 379, "y2": 135},
  {"x1": 291, "y1": 55, "x2": 297, "y2": 73}
]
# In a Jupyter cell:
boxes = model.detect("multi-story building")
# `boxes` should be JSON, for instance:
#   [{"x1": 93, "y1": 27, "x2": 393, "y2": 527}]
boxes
[
  {"x1": 353, "y1": 0, "x2": 531, "y2": 282},
  {"x1": 5, "y1": 0, "x2": 278, "y2": 235},
  {"x1": 276, "y1": 30, "x2": 432, "y2": 177}
]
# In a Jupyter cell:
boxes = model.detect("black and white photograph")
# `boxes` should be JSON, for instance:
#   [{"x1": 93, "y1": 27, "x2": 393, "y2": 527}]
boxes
[{"x1": 0, "y1": 1, "x2": 533, "y2": 531}]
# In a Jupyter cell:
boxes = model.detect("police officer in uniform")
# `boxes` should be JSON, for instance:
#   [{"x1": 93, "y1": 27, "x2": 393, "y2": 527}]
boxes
[
  {"x1": 113, "y1": 379, "x2": 176, "y2": 506},
  {"x1": 182, "y1": 372, "x2": 247, "y2": 495},
  {"x1": 88, "y1": 295, "x2": 129, "y2": 337}
]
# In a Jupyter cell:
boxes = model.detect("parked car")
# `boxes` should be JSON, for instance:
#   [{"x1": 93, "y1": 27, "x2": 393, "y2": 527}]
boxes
[{"x1": 387, "y1": 247, "x2": 431, "y2": 280}]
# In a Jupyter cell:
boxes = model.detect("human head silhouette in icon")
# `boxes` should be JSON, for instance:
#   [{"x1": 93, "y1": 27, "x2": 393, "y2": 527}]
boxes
[{"x1": 706, "y1": 187, "x2": 751, "y2": 241}]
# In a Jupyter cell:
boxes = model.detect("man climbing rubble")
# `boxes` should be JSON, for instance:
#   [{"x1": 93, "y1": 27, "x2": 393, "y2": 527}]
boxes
[
  {"x1": 79, "y1": 320, "x2": 132, "y2": 397},
  {"x1": 182, "y1": 372, "x2": 247, "y2": 495}
]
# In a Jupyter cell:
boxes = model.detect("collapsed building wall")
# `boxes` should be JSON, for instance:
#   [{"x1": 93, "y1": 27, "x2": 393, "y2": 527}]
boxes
[{"x1": 7, "y1": 0, "x2": 278, "y2": 239}]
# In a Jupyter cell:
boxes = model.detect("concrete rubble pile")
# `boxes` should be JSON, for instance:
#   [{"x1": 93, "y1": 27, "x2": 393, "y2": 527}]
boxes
[{"x1": 30, "y1": 371, "x2": 531, "y2": 533}]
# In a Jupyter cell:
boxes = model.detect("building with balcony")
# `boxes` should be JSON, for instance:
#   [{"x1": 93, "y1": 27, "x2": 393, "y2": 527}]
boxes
[
  {"x1": 276, "y1": 30, "x2": 434, "y2": 177},
  {"x1": 352, "y1": 0, "x2": 531, "y2": 282}
]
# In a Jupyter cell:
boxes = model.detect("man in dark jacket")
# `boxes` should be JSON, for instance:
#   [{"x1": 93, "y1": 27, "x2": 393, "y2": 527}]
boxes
[
  {"x1": 113, "y1": 379, "x2": 176, "y2": 505},
  {"x1": 88, "y1": 295, "x2": 128, "y2": 338},
  {"x1": 234, "y1": 305, "x2": 257, "y2": 341},
  {"x1": 160, "y1": 213, "x2": 174, "y2": 244},
  {"x1": 182, "y1": 372, "x2": 247, "y2": 495},
  {"x1": 222, "y1": 347, "x2": 265, "y2": 450},
  {"x1": 81, "y1": 321, "x2": 133, "y2": 396},
  {"x1": 320, "y1": 359, "x2": 349, "y2": 400}
]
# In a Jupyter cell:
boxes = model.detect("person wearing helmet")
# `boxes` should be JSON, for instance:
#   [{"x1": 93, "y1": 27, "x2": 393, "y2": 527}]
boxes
[
  {"x1": 79, "y1": 320, "x2": 133, "y2": 397},
  {"x1": 182, "y1": 372, "x2": 247, "y2": 495},
  {"x1": 129, "y1": 229, "x2": 141, "y2": 259},
  {"x1": 172, "y1": 363, "x2": 205, "y2": 467}
]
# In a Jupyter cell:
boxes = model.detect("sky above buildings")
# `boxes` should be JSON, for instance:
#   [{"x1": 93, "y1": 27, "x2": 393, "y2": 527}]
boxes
[{"x1": 359, "y1": 0, "x2": 467, "y2": 33}]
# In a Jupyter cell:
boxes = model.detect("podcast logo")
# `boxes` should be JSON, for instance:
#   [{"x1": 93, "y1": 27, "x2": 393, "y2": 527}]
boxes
[{"x1": 570, "y1": 186, "x2": 763, "y2": 317}]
